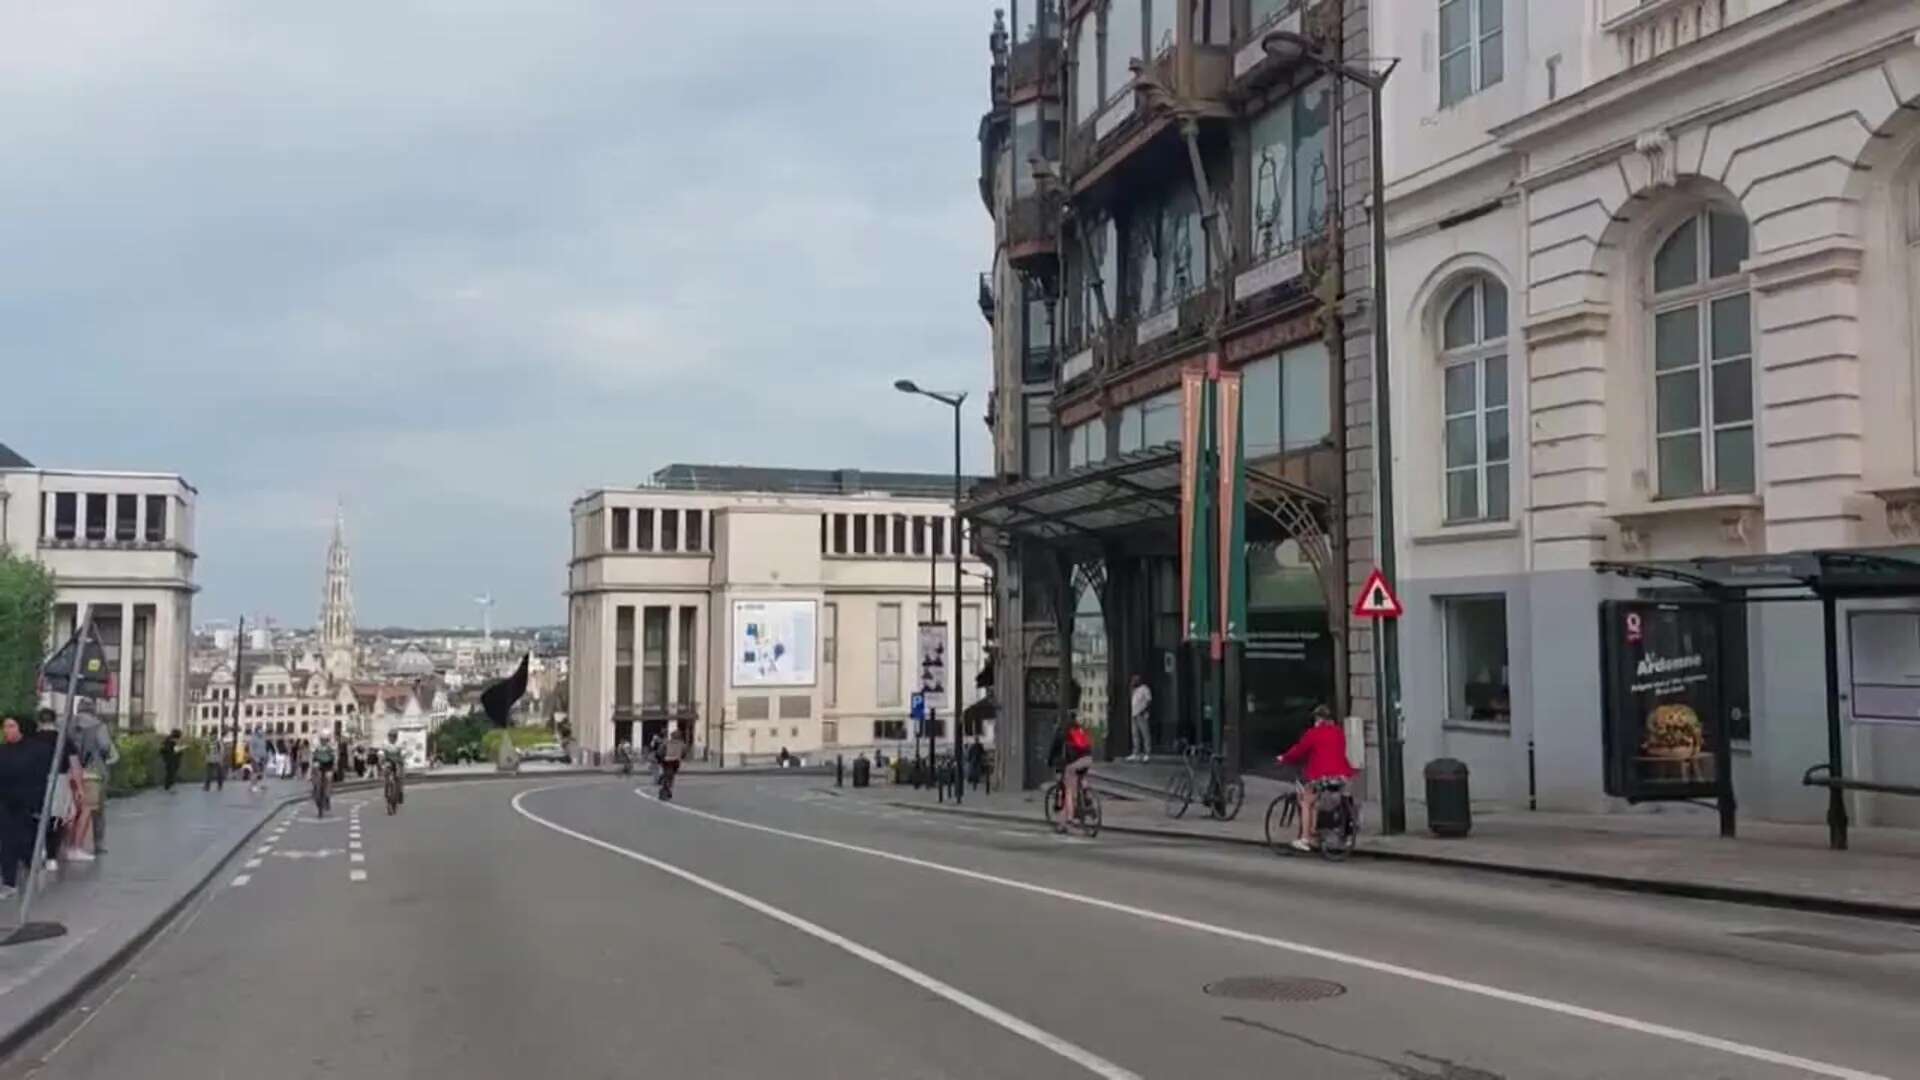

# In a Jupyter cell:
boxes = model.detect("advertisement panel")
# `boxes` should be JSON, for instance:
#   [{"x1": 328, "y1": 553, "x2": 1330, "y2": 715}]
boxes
[
  {"x1": 917, "y1": 622, "x2": 949, "y2": 711},
  {"x1": 1600, "y1": 600, "x2": 1725, "y2": 801},
  {"x1": 731, "y1": 600, "x2": 818, "y2": 688}
]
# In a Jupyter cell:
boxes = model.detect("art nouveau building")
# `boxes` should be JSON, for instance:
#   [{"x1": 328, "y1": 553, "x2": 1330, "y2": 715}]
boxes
[{"x1": 1377, "y1": 0, "x2": 1920, "y2": 822}]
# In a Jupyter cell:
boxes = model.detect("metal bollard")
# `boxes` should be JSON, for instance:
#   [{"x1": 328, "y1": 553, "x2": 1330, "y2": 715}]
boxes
[{"x1": 836, "y1": 754, "x2": 844, "y2": 788}]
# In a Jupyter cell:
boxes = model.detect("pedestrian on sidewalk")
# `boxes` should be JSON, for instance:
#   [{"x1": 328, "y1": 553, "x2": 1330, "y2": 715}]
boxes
[
  {"x1": 204, "y1": 734, "x2": 226, "y2": 792},
  {"x1": 160, "y1": 732, "x2": 183, "y2": 792},
  {"x1": 966, "y1": 736, "x2": 985, "y2": 791},
  {"x1": 247, "y1": 727, "x2": 269, "y2": 793},
  {"x1": 72, "y1": 700, "x2": 118, "y2": 855},
  {"x1": 0, "y1": 714, "x2": 53, "y2": 898},
  {"x1": 1128, "y1": 674, "x2": 1153, "y2": 762}
]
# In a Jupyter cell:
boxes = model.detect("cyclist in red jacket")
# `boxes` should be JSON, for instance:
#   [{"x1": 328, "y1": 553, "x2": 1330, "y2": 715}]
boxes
[
  {"x1": 1049, "y1": 715, "x2": 1095, "y2": 832},
  {"x1": 1277, "y1": 705, "x2": 1353, "y2": 851}
]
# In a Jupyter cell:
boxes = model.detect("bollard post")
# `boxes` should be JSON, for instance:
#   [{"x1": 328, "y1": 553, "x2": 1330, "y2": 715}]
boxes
[{"x1": 836, "y1": 754, "x2": 844, "y2": 788}]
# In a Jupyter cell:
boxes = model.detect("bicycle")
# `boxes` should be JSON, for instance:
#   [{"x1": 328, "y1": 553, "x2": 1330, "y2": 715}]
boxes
[
  {"x1": 382, "y1": 761, "x2": 403, "y2": 816},
  {"x1": 1264, "y1": 778, "x2": 1359, "y2": 861},
  {"x1": 1163, "y1": 744, "x2": 1245, "y2": 822},
  {"x1": 1042, "y1": 770, "x2": 1101, "y2": 837},
  {"x1": 311, "y1": 764, "x2": 333, "y2": 817}
]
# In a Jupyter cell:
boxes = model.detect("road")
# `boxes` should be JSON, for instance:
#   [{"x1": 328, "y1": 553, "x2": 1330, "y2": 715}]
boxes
[{"x1": 5, "y1": 774, "x2": 1916, "y2": 1079}]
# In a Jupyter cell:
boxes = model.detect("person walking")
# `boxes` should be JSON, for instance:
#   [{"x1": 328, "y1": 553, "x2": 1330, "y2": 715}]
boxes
[
  {"x1": 71, "y1": 701, "x2": 118, "y2": 854},
  {"x1": 966, "y1": 736, "x2": 986, "y2": 791},
  {"x1": 246, "y1": 726, "x2": 269, "y2": 794},
  {"x1": 1128, "y1": 674, "x2": 1153, "y2": 762},
  {"x1": 203, "y1": 731, "x2": 227, "y2": 792},
  {"x1": 0, "y1": 714, "x2": 53, "y2": 899},
  {"x1": 159, "y1": 731, "x2": 183, "y2": 793}
]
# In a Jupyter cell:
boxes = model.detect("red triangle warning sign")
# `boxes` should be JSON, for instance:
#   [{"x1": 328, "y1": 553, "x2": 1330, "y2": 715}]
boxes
[{"x1": 1352, "y1": 568, "x2": 1404, "y2": 619}]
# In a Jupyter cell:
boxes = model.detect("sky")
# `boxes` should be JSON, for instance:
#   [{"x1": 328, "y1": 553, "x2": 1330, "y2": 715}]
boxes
[{"x1": 0, "y1": 1, "x2": 994, "y2": 629}]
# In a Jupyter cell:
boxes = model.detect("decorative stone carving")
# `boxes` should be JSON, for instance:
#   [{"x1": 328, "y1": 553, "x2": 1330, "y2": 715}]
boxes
[
  {"x1": 1888, "y1": 497, "x2": 1920, "y2": 540},
  {"x1": 1618, "y1": 523, "x2": 1648, "y2": 556},
  {"x1": 1634, "y1": 129, "x2": 1677, "y2": 189},
  {"x1": 1720, "y1": 509, "x2": 1758, "y2": 546}
]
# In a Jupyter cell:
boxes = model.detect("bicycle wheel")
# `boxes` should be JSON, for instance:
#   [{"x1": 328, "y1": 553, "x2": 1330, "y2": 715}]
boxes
[
  {"x1": 385, "y1": 776, "x2": 399, "y2": 815},
  {"x1": 1263, "y1": 794, "x2": 1298, "y2": 853},
  {"x1": 1079, "y1": 790, "x2": 1102, "y2": 838},
  {"x1": 1216, "y1": 776, "x2": 1246, "y2": 822},
  {"x1": 1043, "y1": 782, "x2": 1063, "y2": 826},
  {"x1": 1319, "y1": 801, "x2": 1354, "y2": 862},
  {"x1": 1164, "y1": 772, "x2": 1194, "y2": 819}
]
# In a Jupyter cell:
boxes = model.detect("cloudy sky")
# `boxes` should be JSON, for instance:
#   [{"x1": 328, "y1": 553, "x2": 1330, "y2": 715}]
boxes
[{"x1": 1, "y1": 1, "x2": 994, "y2": 628}]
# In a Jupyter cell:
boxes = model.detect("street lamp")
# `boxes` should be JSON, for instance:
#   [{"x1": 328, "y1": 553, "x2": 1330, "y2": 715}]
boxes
[
  {"x1": 1262, "y1": 29, "x2": 1408, "y2": 835},
  {"x1": 895, "y1": 378, "x2": 968, "y2": 805}
]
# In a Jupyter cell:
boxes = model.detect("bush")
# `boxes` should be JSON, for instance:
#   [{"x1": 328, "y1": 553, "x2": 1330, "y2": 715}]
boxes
[
  {"x1": 480, "y1": 726, "x2": 558, "y2": 761},
  {"x1": 0, "y1": 551, "x2": 55, "y2": 721},
  {"x1": 108, "y1": 733, "x2": 159, "y2": 795}
]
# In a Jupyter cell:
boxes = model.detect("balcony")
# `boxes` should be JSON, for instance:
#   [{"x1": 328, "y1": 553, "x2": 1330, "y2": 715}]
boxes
[
  {"x1": 1003, "y1": 193, "x2": 1059, "y2": 273},
  {"x1": 1131, "y1": 283, "x2": 1218, "y2": 369},
  {"x1": 1230, "y1": 230, "x2": 1327, "y2": 324},
  {"x1": 1067, "y1": 47, "x2": 1232, "y2": 200},
  {"x1": 1008, "y1": 34, "x2": 1062, "y2": 102},
  {"x1": 1230, "y1": 0, "x2": 1340, "y2": 99}
]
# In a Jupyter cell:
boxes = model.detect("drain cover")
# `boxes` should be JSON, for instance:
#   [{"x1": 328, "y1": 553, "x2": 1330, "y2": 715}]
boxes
[{"x1": 1203, "y1": 976, "x2": 1346, "y2": 1003}]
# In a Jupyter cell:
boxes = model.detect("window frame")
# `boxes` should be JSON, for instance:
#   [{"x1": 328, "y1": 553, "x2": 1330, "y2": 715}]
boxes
[
  {"x1": 1648, "y1": 208, "x2": 1755, "y2": 499},
  {"x1": 1439, "y1": 594, "x2": 1511, "y2": 729},
  {"x1": 876, "y1": 603, "x2": 903, "y2": 708},
  {"x1": 1438, "y1": 278, "x2": 1511, "y2": 524},
  {"x1": 1438, "y1": 0, "x2": 1503, "y2": 108}
]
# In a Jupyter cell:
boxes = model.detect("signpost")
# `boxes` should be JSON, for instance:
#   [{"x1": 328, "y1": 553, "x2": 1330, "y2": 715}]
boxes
[{"x1": 1352, "y1": 568, "x2": 1404, "y2": 620}]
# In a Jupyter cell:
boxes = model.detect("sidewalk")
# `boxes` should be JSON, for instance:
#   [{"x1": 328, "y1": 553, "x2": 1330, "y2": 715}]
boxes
[
  {"x1": 866, "y1": 763, "x2": 1920, "y2": 921},
  {"x1": 0, "y1": 777, "x2": 315, "y2": 1055}
]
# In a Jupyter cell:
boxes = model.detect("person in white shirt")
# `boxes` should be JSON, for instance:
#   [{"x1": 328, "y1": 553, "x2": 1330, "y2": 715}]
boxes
[{"x1": 1128, "y1": 674, "x2": 1153, "y2": 762}]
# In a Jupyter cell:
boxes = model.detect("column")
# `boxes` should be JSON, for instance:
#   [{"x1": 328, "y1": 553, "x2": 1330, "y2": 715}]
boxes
[{"x1": 665, "y1": 601, "x2": 681, "y2": 710}]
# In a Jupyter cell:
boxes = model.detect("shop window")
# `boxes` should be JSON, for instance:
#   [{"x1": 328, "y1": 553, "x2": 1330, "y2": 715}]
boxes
[
  {"x1": 1248, "y1": 78, "x2": 1331, "y2": 260},
  {"x1": 1439, "y1": 277, "x2": 1511, "y2": 522},
  {"x1": 1442, "y1": 596, "x2": 1510, "y2": 727},
  {"x1": 1651, "y1": 209, "x2": 1753, "y2": 497}
]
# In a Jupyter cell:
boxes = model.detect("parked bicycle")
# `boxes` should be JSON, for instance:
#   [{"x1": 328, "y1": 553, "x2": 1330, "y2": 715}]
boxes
[
  {"x1": 1163, "y1": 744, "x2": 1245, "y2": 821},
  {"x1": 1264, "y1": 778, "x2": 1359, "y2": 861},
  {"x1": 1042, "y1": 773, "x2": 1102, "y2": 837}
]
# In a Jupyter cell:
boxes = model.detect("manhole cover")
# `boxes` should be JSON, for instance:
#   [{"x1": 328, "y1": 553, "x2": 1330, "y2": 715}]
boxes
[{"x1": 1203, "y1": 976, "x2": 1346, "y2": 1003}]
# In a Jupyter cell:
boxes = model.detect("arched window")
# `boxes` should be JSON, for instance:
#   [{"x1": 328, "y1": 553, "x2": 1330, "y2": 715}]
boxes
[
  {"x1": 1651, "y1": 208, "x2": 1753, "y2": 496},
  {"x1": 1440, "y1": 277, "x2": 1510, "y2": 523}
]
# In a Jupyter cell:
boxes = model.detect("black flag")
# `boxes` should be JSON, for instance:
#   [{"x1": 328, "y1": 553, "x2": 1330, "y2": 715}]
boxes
[
  {"x1": 480, "y1": 653, "x2": 530, "y2": 727},
  {"x1": 39, "y1": 623, "x2": 113, "y2": 699}
]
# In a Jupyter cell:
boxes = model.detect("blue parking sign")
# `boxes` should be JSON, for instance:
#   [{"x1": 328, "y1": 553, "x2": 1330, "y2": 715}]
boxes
[{"x1": 910, "y1": 692, "x2": 926, "y2": 721}]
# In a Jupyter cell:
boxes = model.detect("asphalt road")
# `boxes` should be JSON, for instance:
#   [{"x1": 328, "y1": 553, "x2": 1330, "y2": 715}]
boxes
[{"x1": 5, "y1": 774, "x2": 1916, "y2": 1079}]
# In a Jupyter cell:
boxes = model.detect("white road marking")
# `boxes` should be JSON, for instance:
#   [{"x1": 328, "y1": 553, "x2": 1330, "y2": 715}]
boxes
[
  {"x1": 348, "y1": 840, "x2": 361, "y2": 851},
  {"x1": 349, "y1": 869, "x2": 367, "y2": 882},
  {"x1": 255, "y1": 846, "x2": 273, "y2": 855},
  {"x1": 350, "y1": 853, "x2": 364, "y2": 863},
  {"x1": 243, "y1": 858, "x2": 262, "y2": 869},
  {"x1": 631, "y1": 789, "x2": 1891, "y2": 1080},
  {"x1": 230, "y1": 874, "x2": 251, "y2": 887},
  {"x1": 513, "y1": 789, "x2": 1140, "y2": 1080}
]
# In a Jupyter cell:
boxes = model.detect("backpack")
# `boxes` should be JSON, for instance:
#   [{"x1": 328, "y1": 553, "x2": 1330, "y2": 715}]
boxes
[{"x1": 1067, "y1": 726, "x2": 1092, "y2": 755}]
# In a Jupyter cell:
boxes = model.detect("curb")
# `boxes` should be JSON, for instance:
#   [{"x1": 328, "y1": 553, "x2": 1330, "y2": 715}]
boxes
[
  {"x1": 0, "y1": 770, "x2": 610, "y2": 1060},
  {"x1": 883, "y1": 799, "x2": 1920, "y2": 925}
]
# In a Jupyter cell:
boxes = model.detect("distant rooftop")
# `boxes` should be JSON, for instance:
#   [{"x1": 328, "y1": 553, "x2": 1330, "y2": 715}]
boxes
[
  {"x1": 0, "y1": 443, "x2": 33, "y2": 469},
  {"x1": 646, "y1": 463, "x2": 984, "y2": 500}
]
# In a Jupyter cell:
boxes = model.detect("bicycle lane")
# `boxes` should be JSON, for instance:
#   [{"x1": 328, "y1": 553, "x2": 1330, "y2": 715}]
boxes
[{"x1": 517, "y1": 781, "x2": 1906, "y2": 1080}]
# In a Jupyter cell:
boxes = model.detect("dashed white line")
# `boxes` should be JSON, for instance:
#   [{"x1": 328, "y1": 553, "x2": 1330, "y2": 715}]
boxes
[
  {"x1": 230, "y1": 874, "x2": 251, "y2": 887},
  {"x1": 350, "y1": 853, "x2": 364, "y2": 863},
  {"x1": 243, "y1": 858, "x2": 262, "y2": 869},
  {"x1": 256, "y1": 846, "x2": 273, "y2": 855},
  {"x1": 348, "y1": 841, "x2": 361, "y2": 851},
  {"x1": 349, "y1": 869, "x2": 367, "y2": 882}
]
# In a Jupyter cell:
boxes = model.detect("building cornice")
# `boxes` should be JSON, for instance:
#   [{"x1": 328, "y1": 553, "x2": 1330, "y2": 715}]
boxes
[{"x1": 1523, "y1": 302, "x2": 1614, "y2": 346}]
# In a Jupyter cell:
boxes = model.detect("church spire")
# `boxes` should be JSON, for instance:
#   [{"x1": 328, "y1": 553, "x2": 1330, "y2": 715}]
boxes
[{"x1": 321, "y1": 499, "x2": 355, "y2": 681}]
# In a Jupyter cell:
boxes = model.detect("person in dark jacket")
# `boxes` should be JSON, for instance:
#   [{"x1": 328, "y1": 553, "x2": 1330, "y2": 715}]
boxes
[
  {"x1": 159, "y1": 732, "x2": 183, "y2": 792},
  {"x1": 0, "y1": 714, "x2": 54, "y2": 895}
]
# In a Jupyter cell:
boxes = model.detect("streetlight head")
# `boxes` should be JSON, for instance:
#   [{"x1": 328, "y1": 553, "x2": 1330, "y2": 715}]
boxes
[
  {"x1": 1261, "y1": 30, "x2": 1320, "y2": 68},
  {"x1": 894, "y1": 379, "x2": 920, "y2": 394}
]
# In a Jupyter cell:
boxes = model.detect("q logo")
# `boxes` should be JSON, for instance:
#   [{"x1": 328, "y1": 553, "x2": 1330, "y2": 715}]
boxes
[{"x1": 1625, "y1": 612, "x2": 1643, "y2": 644}]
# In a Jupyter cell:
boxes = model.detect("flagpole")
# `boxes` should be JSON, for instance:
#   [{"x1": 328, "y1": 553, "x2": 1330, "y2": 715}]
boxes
[{"x1": 13, "y1": 610, "x2": 96, "y2": 937}]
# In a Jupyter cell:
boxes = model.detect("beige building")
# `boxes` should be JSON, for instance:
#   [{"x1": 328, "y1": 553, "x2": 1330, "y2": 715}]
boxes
[
  {"x1": 1, "y1": 444, "x2": 197, "y2": 734},
  {"x1": 568, "y1": 465, "x2": 991, "y2": 765}
]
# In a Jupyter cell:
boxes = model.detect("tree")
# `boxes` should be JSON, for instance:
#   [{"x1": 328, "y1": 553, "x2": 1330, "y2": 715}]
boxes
[{"x1": 0, "y1": 548, "x2": 56, "y2": 720}]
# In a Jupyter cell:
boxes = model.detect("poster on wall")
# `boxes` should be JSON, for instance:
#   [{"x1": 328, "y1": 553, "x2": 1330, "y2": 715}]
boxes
[
  {"x1": 730, "y1": 600, "x2": 818, "y2": 688},
  {"x1": 1599, "y1": 599, "x2": 1725, "y2": 801}
]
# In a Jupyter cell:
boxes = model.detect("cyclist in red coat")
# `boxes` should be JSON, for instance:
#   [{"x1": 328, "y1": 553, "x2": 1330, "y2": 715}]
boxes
[{"x1": 1278, "y1": 705, "x2": 1353, "y2": 851}]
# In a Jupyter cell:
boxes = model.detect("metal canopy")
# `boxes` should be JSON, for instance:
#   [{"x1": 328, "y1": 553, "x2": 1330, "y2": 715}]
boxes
[
  {"x1": 963, "y1": 444, "x2": 1330, "y2": 548},
  {"x1": 1592, "y1": 549, "x2": 1920, "y2": 599}
]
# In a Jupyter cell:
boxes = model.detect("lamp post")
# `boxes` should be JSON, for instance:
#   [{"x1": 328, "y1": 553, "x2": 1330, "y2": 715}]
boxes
[
  {"x1": 1262, "y1": 30, "x2": 1407, "y2": 834},
  {"x1": 895, "y1": 379, "x2": 968, "y2": 805}
]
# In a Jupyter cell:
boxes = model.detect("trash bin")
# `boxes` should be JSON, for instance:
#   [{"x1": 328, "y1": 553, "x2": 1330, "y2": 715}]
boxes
[
  {"x1": 1425, "y1": 758, "x2": 1471, "y2": 837},
  {"x1": 852, "y1": 755, "x2": 871, "y2": 789}
]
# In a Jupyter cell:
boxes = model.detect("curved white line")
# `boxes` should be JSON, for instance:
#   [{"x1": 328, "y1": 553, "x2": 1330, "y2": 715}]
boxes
[
  {"x1": 511, "y1": 786, "x2": 1141, "y2": 1080},
  {"x1": 632, "y1": 788, "x2": 1891, "y2": 1080}
]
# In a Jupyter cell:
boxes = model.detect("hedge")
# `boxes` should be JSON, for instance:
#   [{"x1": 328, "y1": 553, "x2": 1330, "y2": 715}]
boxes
[
  {"x1": 107, "y1": 734, "x2": 213, "y2": 796},
  {"x1": 481, "y1": 727, "x2": 560, "y2": 761}
]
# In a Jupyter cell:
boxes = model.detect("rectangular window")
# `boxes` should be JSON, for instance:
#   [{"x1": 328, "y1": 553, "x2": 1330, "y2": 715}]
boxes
[
  {"x1": 822, "y1": 602, "x2": 838, "y2": 708},
  {"x1": 833, "y1": 514, "x2": 848, "y2": 554},
  {"x1": 686, "y1": 510, "x2": 704, "y2": 552},
  {"x1": 1105, "y1": 0, "x2": 1143, "y2": 107},
  {"x1": 53, "y1": 493, "x2": 76, "y2": 540},
  {"x1": 611, "y1": 507, "x2": 631, "y2": 551},
  {"x1": 661, "y1": 509, "x2": 680, "y2": 552},
  {"x1": 912, "y1": 517, "x2": 927, "y2": 556},
  {"x1": 932, "y1": 518, "x2": 947, "y2": 558},
  {"x1": 1026, "y1": 410, "x2": 1054, "y2": 480},
  {"x1": 1073, "y1": 14, "x2": 1099, "y2": 126},
  {"x1": 853, "y1": 515, "x2": 869, "y2": 555},
  {"x1": 84, "y1": 493, "x2": 107, "y2": 540},
  {"x1": 636, "y1": 508, "x2": 655, "y2": 552},
  {"x1": 642, "y1": 607, "x2": 669, "y2": 707},
  {"x1": 891, "y1": 515, "x2": 907, "y2": 556},
  {"x1": 614, "y1": 606, "x2": 635, "y2": 710},
  {"x1": 1067, "y1": 418, "x2": 1107, "y2": 468},
  {"x1": 874, "y1": 718, "x2": 907, "y2": 741},
  {"x1": 1248, "y1": 78, "x2": 1332, "y2": 259},
  {"x1": 872, "y1": 514, "x2": 887, "y2": 555},
  {"x1": 676, "y1": 606, "x2": 695, "y2": 705},
  {"x1": 822, "y1": 720, "x2": 839, "y2": 745},
  {"x1": 1439, "y1": 0, "x2": 1502, "y2": 107},
  {"x1": 1023, "y1": 283, "x2": 1054, "y2": 384},
  {"x1": 1442, "y1": 596, "x2": 1510, "y2": 727},
  {"x1": 115, "y1": 494, "x2": 137, "y2": 541},
  {"x1": 877, "y1": 603, "x2": 902, "y2": 707},
  {"x1": 820, "y1": 515, "x2": 829, "y2": 553},
  {"x1": 1281, "y1": 340, "x2": 1332, "y2": 450}
]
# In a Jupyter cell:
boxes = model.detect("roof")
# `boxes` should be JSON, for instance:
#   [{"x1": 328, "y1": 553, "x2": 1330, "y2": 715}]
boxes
[
  {"x1": 648, "y1": 463, "x2": 985, "y2": 500},
  {"x1": 0, "y1": 443, "x2": 31, "y2": 469}
]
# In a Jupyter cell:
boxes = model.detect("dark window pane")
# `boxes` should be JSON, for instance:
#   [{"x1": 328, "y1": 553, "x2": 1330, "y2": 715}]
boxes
[
  {"x1": 1444, "y1": 362, "x2": 1476, "y2": 415},
  {"x1": 1479, "y1": 0, "x2": 1503, "y2": 33},
  {"x1": 1443, "y1": 289, "x2": 1476, "y2": 349},
  {"x1": 1656, "y1": 371, "x2": 1702, "y2": 434},
  {"x1": 1440, "y1": 50, "x2": 1472, "y2": 107},
  {"x1": 1446, "y1": 417, "x2": 1479, "y2": 468},
  {"x1": 1481, "y1": 280, "x2": 1508, "y2": 340},
  {"x1": 1654, "y1": 307, "x2": 1699, "y2": 371},
  {"x1": 1487, "y1": 463, "x2": 1510, "y2": 520},
  {"x1": 1479, "y1": 29, "x2": 1503, "y2": 87},
  {"x1": 1714, "y1": 427, "x2": 1755, "y2": 493},
  {"x1": 661, "y1": 509, "x2": 678, "y2": 552},
  {"x1": 892, "y1": 516, "x2": 906, "y2": 554},
  {"x1": 1710, "y1": 293, "x2": 1750, "y2": 359},
  {"x1": 1483, "y1": 355, "x2": 1507, "y2": 408},
  {"x1": 1440, "y1": 0, "x2": 1470, "y2": 52},
  {"x1": 54, "y1": 493, "x2": 76, "y2": 539},
  {"x1": 1485, "y1": 406, "x2": 1509, "y2": 463},
  {"x1": 1658, "y1": 434, "x2": 1704, "y2": 497},
  {"x1": 1654, "y1": 217, "x2": 1699, "y2": 293},
  {"x1": 853, "y1": 515, "x2": 868, "y2": 555},
  {"x1": 85, "y1": 493, "x2": 107, "y2": 540},
  {"x1": 1446, "y1": 470, "x2": 1479, "y2": 522},
  {"x1": 611, "y1": 508, "x2": 630, "y2": 551},
  {"x1": 1709, "y1": 210, "x2": 1749, "y2": 278},
  {"x1": 687, "y1": 510, "x2": 704, "y2": 552},
  {"x1": 1712, "y1": 358, "x2": 1753, "y2": 425},
  {"x1": 115, "y1": 494, "x2": 137, "y2": 541}
]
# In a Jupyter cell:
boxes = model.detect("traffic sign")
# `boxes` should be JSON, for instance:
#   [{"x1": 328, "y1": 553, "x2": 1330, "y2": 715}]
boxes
[
  {"x1": 1352, "y1": 568, "x2": 1404, "y2": 619},
  {"x1": 910, "y1": 692, "x2": 926, "y2": 721}
]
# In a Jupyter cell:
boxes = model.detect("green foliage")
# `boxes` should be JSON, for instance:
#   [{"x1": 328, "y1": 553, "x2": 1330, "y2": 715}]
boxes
[
  {"x1": 430, "y1": 711, "x2": 490, "y2": 763},
  {"x1": 107, "y1": 733, "x2": 213, "y2": 794},
  {"x1": 0, "y1": 549, "x2": 56, "y2": 721},
  {"x1": 481, "y1": 726, "x2": 558, "y2": 760}
]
